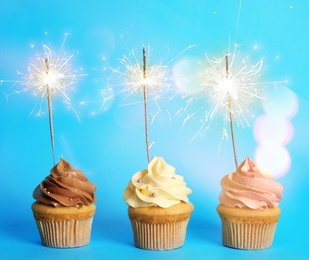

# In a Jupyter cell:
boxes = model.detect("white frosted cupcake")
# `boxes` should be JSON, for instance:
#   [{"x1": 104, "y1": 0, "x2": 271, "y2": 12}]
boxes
[{"x1": 123, "y1": 156, "x2": 194, "y2": 250}]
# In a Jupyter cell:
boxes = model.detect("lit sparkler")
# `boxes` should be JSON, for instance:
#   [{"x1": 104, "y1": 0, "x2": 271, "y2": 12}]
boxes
[
  {"x1": 103, "y1": 44, "x2": 194, "y2": 163},
  {"x1": 19, "y1": 42, "x2": 82, "y2": 119},
  {"x1": 103, "y1": 44, "x2": 195, "y2": 108},
  {"x1": 104, "y1": 45, "x2": 172, "y2": 103},
  {"x1": 1, "y1": 35, "x2": 84, "y2": 165},
  {"x1": 181, "y1": 50, "x2": 286, "y2": 168},
  {"x1": 117, "y1": 46, "x2": 169, "y2": 163}
]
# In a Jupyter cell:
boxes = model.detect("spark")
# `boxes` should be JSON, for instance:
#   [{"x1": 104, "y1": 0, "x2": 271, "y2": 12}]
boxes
[
  {"x1": 101, "y1": 42, "x2": 194, "y2": 159},
  {"x1": 182, "y1": 51, "x2": 286, "y2": 141},
  {"x1": 106, "y1": 45, "x2": 171, "y2": 99},
  {"x1": 102, "y1": 43, "x2": 195, "y2": 118},
  {"x1": 5, "y1": 35, "x2": 86, "y2": 119},
  {"x1": 150, "y1": 99, "x2": 161, "y2": 125},
  {"x1": 0, "y1": 34, "x2": 85, "y2": 165},
  {"x1": 166, "y1": 109, "x2": 172, "y2": 125}
]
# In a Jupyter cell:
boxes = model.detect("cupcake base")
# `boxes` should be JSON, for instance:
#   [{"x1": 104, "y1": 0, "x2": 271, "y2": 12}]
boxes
[
  {"x1": 221, "y1": 219, "x2": 278, "y2": 250},
  {"x1": 128, "y1": 202, "x2": 194, "y2": 250},
  {"x1": 32, "y1": 202, "x2": 96, "y2": 248},
  {"x1": 35, "y1": 218, "x2": 94, "y2": 248},
  {"x1": 217, "y1": 204, "x2": 281, "y2": 250},
  {"x1": 130, "y1": 219, "x2": 189, "y2": 250}
]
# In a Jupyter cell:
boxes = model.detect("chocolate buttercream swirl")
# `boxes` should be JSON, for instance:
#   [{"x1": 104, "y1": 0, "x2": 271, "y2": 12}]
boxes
[{"x1": 33, "y1": 158, "x2": 97, "y2": 208}]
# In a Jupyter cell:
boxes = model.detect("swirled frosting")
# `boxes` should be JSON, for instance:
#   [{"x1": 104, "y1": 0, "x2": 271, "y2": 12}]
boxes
[
  {"x1": 219, "y1": 156, "x2": 283, "y2": 210},
  {"x1": 123, "y1": 156, "x2": 192, "y2": 208},
  {"x1": 33, "y1": 158, "x2": 97, "y2": 208}
]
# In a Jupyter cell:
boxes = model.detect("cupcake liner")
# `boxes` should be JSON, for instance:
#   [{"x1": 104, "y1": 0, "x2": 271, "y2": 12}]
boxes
[
  {"x1": 35, "y1": 217, "x2": 94, "y2": 248},
  {"x1": 130, "y1": 219, "x2": 189, "y2": 250},
  {"x1": 221, "y1": 219, "x2": 278, "y2": 250}
]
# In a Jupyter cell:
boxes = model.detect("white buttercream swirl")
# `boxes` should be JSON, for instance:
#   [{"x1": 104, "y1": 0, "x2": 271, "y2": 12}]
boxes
[{"x1": 123, "y1": 157, "x2": 192, "y2": 208}]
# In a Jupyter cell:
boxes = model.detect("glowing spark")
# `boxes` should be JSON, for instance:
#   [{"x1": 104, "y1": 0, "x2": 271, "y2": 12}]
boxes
[
  {"x1": 9, "y1": 37, "x2": 86, "y2": 119},
  {"x1": 26, "y1": 46, "x2": 74, "y2": 100},
  {"x1": 102, "y1": 43, "x2": 195, "y2": 118},
  {"x1": 182, "y1": 51, "x2": 286, "y2": 142},
  {"x1": 201, "y1": 52, "x2": 264, "y2": 129},
  {"x1": 0, "y1": 35, "x2": 85, "y2": 164},
  {"x1": 118, "y1": 46, "x2": 170, "y2": 98},
  {"x1": 101, "y1": 43, "x2": 194, "y2": 158},
  {"x1": 166, "y1": 109, "x2": 172, "y2": 125},
  {"x1": 150, "y1": 100, "x2": 161, "y2": 125}
]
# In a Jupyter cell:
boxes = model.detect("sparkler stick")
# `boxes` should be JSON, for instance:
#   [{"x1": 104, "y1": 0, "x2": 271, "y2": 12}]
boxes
[
  {"x1": 143, "y1": 47, "x2": 150, "y2": 163},
  {"x1": 225, "y1": 52, "x2": 238, "y2": 168},
  {"x1": 45, "y1": 58, "x2": 56, "y2": 166},
  {"x1": 103, "y1": 43, "x2": 194, "y2": 163},
  {"x1": 0, "y1": 36, "x2": 84, "y2": 168}
]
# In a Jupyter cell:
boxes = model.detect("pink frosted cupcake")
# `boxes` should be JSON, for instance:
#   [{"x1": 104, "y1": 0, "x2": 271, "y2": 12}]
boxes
[{"x1": 217, "y1": 156, "x2": 284, "y2": 250}]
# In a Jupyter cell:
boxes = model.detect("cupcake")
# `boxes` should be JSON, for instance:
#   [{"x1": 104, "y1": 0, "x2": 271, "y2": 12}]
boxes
[
  {"x1": 217, "y1": 156, "x2": 284, "y2": 250},
  {"x1": 123, "y1": 156, "x2": 194, "y2": 250},
  {"x1": 32, "y1": 158, "x2": 97, "y2": 248}
]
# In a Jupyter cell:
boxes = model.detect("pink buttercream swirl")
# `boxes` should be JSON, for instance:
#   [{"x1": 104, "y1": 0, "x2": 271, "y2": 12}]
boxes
[{"x1": 219, "y1": 156, "x2": 284, "y2": 210}]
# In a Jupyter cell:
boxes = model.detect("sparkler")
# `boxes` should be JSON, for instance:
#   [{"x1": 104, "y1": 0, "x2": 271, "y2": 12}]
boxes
[
  {"x1": 26, "y1": 42, "x2": 82, "y2": 165},
  {"x1": 103, "y1": 44, "x2": 195, "y2": 163},
  {"x1": 104, "y1": 45, "x2": 172, "y2": 102},
  {"x1": 103, "y1": 44, "x2": 195, "y2": 110},
  {"x1": 1, "y1": 35, "x2": 84, "y2": 165},
  {"x1": 181, "y1": 50, "x2": 286, "y2": 168},
  {"x1": 104, "y1": 45, "x2": 167, "y2": 163}
]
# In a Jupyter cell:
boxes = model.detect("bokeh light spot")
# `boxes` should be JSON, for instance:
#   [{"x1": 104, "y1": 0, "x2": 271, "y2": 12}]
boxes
[
  {"x1": 254, "y1": 114, "x2": 293, "y2": 145},
  {"x1": 255, "y1": 143, "x2": 291, "y2": 179},
  {"x1": 263, "y1": 85, "x2": 298, "y2": 119}
]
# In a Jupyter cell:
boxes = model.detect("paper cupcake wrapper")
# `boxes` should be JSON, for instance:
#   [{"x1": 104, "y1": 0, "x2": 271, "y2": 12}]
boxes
[
  {"x1": 221, "y1": 219, "x2": 278, "y2": 250},
  {"x1": 35, "y1": 218, "x2": 93, "y2": 248},
  {"x1": 130, "y1": 219, "x2": 189, "y2": 250}
]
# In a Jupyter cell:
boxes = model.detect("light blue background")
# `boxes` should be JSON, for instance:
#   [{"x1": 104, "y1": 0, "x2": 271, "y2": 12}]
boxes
[{"x1": 0, "y1": 0, "x2": 308, "y2": 259}]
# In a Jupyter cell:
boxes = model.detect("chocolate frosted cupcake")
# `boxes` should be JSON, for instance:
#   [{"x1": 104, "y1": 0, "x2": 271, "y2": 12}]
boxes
[
  {"x1": 217, "y1": 156, "x2": 283, "y2": 250},
  {"x1": 32, "y1": 158, "x2": 97, "y2": 248},
  {"x1": 124, "y1": 156, "x2": 194, "y2": 250}
]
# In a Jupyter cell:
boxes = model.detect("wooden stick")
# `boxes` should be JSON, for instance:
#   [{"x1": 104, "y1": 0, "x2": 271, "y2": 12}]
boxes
[
  {"x1": 45, "y1": 58, "x2": 56, "y2": 166},
  {"x1": 226, "y1": 52, "x2": 238, "y2": 168},
  {"x1": 143, "y1": 47, "x2": 150, "y2": 163}
]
